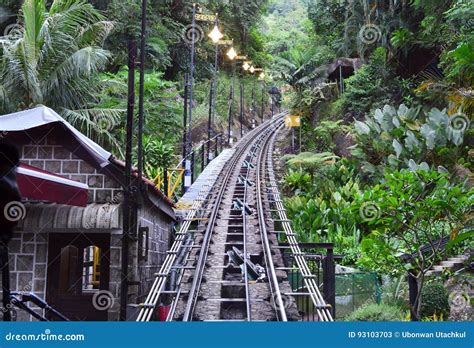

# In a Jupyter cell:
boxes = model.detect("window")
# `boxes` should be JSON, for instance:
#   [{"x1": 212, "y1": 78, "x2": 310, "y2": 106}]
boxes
[{"x1": 82, "y1": 245, "x2": 101, "y2": 292}]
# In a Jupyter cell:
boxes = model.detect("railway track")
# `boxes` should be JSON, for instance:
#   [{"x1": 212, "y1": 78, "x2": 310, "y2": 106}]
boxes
[{"x1": 136, "y1": 112, "x2": 333, "y2": 322}]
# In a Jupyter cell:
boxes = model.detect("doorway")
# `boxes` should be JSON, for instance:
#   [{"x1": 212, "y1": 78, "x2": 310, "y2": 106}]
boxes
[{"x1": 46, "y1": 233, "x2": 111, "y2": 321}]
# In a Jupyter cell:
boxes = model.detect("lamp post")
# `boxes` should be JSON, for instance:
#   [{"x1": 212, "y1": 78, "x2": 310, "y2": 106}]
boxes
[
  {"x1": 226, "y1": 46, "x2": 237, "y2": 145},
  {"x1": 249, "y1": 66, "x2": 255, "y2": 128},
  {"x1": 182, "y1": 73, "x2": 189, "y2": 192},
  {"x1": 207, "y1": 16, "x2": 223, "y2": 164},
  {"x1": 259, "y1": 72, "x2": 265, "y2": 123},
  {"x1": 137, "y1": 0, "x2": 147, "y2": 185},
  {"x1": 183, "y1": 3, "x2": 198, "y2": 192},
  {"x1": 120, "y1": 0, "x2": 148, "y2": 321},
  {"x1": 240, "y1": 61, "x2": 250, "y2": 138}
]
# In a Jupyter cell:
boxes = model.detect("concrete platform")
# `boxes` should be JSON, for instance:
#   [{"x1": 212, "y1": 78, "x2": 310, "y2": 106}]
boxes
[{"x1": 175, "y1": 148, "x2": 235, "y2": 218}]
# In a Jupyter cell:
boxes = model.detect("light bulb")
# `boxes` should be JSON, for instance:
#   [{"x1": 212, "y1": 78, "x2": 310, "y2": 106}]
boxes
[
  {"x1": 227, "y1": 47, "x2": 237, "y2": 60},
  {"x1": 208, "y1": 25, "x2": 224, "y2": 43}
]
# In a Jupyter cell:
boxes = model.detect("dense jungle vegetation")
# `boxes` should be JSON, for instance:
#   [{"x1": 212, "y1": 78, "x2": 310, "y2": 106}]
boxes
[{"x1": 1, "y1": 0, "x2": 473, "y2": 321}]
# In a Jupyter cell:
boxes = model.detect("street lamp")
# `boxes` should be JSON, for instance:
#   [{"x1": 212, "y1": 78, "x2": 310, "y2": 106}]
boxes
[
  {"x1": 207, "y1": 15, "x2": 223, "y2": 164},
  {"x1": 259, "y1": 71, "x2": 265, "y2": 123},
  {"x1": 226, "y1": 46, "x2": 237, "y2": 60},
  {"x1": 226, "y1": 45, "x2": 237, "y2": 145},
  {"x1": 208, "y1": 21, "x2": 223, "y2": 43},
  {"x1": 242, "y1": 61, "x2": 250, "y2": 71},
  {"x1": 183, "y1": 3, "x2": 198, "y2": 193},
  {"x1": 250, "y1": 66, "x2": 256, "y2": 127}
]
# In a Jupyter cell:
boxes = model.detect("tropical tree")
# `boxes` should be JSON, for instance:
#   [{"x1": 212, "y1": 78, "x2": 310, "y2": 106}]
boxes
[
  {"x1": 0, "y1": 0, "x2": 121, "y2": 149},
  {"x1": 357, "y1": 169, "x2": 473, "y2": 320}
]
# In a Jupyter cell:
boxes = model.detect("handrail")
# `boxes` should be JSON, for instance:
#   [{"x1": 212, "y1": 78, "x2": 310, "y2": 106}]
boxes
[
  {"x1": 176, "y1": 133, "x2": 224, "y2": 170},
  {"x1": 153, "y1": 133, "x2": 225, "y2": 201}
]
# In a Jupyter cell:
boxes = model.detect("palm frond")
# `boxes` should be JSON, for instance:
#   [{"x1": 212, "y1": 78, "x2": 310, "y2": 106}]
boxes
[
  {"x1": 60, "y1": 107, "x2": 124, "y2": 157},
  {"x1": 21, "y1": 0, "x2": 46, "y2": 57},
  {"x1": 76, "y1": 21, "x2": 114, "y2": 48}
]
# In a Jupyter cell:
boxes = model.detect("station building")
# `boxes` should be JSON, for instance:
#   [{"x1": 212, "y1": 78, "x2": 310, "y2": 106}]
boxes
[{"x1": 0, "y1": 106, "x2": 175, "y2": 321}]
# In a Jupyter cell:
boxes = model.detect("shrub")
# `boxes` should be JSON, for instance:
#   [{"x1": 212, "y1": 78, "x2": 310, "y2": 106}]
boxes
[
  {"x1": 420, "y1": 282, "x2": 450, "y2": 319},
  {"x1": 340, "y1": 48, "x2": 401, "y2": 116},
  {"x1": 345, "y1": 303, "x2": 404, "y2": 321}
]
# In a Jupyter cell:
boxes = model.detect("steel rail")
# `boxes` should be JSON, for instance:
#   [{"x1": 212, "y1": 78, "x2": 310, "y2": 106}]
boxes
[
  {"x1": 136, "y1": 180, "x2": 215, "y2": 322},
  {"x1": 182, "y1": 114, "x2": 286, "y2": 321},
  {"x1": 265, "y1": 124, "x2": 334, "y2": 322},
  {"x1": 240, "y1": 143, "x2": 254, "y2": 321},
  {"x1": 255, "y1": 117, "x2": 289, "y2": 321}
]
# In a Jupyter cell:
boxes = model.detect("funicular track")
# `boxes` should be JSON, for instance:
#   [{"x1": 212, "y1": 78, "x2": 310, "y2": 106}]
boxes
[{"x1": 136, "y1": 112, "x2": 333, "y2": 322}]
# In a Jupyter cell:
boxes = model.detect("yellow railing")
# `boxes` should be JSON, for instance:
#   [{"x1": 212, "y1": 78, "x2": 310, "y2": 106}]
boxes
[
  {"x1": 153, "y1": 133, "x2": 224, "y2": 201},
  {"x1": 154, "y1": 168, "x2": 185, "y2": 200},
  {"x1": 92, "y1": 246, "x2": 100, "y2": 287}
]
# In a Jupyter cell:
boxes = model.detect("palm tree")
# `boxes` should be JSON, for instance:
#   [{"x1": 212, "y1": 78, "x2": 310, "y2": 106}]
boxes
[
  {"x1": 0, "y1": 0, "x2": 122, "y2": 150},
  {"x1": 274, "y1": 47, "x2": 318, "y2": 89}
]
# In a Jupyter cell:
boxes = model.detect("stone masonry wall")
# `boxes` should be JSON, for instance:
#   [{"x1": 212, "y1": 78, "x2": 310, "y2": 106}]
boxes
[
  {"x1": 107, "y1": 204, "x2": 172, "y2": 321},
  {"x1": 1, "y1": 229, "x2": 48, "y2": 321},
  {"x1": 21, "y1": 136, "x2": 122, "y2": 203}
]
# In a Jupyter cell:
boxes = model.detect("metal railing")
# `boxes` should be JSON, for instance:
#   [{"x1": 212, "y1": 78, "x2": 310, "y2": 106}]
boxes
[
  {"x1": 281, "y1": 243, "x2": 336, "y2": 321},
  {"x1": 264, "y1": 124, "x2": 334, "y2": 321},
  {"x1": 153, "y1": 134, "x2": 225, "y2": 201}
]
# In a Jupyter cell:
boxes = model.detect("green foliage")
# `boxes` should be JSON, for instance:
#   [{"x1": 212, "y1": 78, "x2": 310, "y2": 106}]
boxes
[
  {"x1": 0, "y1": 0, "x2": 120, "y2": 149},
  {"x1": 283, "y1": 157, "x2": 363, "y2": 263},
  {"x1": 311, "y1": 120, "x2": 348, "y2": 152},
  {"x1": 445, "y1": 40, "x2": 474, "y2": 86},
  {"x1": 141, "y1": 137, "x2": 175, "y2": 180},
  {"x1": 356, "y1": 169, "x2": 474, "y2": 276},
  {"x1": 283, "y1": 169, "x2": 312, "y2": 195},
  {"x1": 381, "y1": 276, "x2": 409, "y2": 309},
  {"x1": 340, "y1": 48, "x2": 401, "y2": 116},
  {"x1": 283, "y1": 151, "x2": 339, "y2": 176},
  {"x1": 345, "y1": 303, "x2": 404, "y2": 322},
  {"x1": 98, "y1": 68, "x2": 183, "y2": 151},
  {"x1": 390, "y1": 28, "x2": 415, "y2": 55},
  {"x1": 264, "y1": 0, "x2": 335, "y2": 89},
  {"x1": 352, "y1": 103, "x2": 470, "y2": 173},
  {"x1": 420, "y1": 282, "x2": 450, "y2": 319}
]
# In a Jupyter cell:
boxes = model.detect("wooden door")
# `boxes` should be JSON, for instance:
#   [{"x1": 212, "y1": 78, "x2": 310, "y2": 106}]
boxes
[{"x1": 46, "y1": 233, "x2": 110, "y2": 321}]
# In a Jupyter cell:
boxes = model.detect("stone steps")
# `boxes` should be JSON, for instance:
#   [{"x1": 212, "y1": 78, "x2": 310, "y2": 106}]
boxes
[{"x1": 425, "y1": 253, "x2": 469, "y2": 277}]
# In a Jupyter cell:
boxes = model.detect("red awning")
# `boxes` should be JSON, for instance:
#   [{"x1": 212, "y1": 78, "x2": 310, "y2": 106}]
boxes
[{"x1": 17, "y1": 164, "x2": 89, "y2": 207}]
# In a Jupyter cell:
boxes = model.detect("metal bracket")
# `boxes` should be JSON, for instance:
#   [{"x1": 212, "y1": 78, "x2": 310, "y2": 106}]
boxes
[
  {"x1": 232, "y1": 198, "x2": 253, "y2": 215},
  {"x1": 227, "y1": 247, "x2": 265, "y2": 282}
]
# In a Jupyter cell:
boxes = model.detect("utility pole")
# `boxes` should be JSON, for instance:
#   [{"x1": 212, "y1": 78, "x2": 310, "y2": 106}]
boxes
[
  {"x1": 137, "y1": 0, "x2": 147, "y2": 185},
  {"x1": 207, "y1": 78, "x2": 214, "y2": 164},
  {"x1": 251, "y1": 78, "x2": 255, "y2": 127},
  {"x1": 291, "y1": 127, "x2": 295, "y2": 153},
  {"x1": 227, "y1": 79, "x2": 234, "y2": 145},
  {"x1": 185, "y1": 4, "x2": 197, "y2": 188},
  {"x1": 207, "y1": 15, "x2": 220, "y2": 164},
  {"x1": 120, "y1": 38, "x2": 137, "y2": 322},
  {"x1": 240, "y1": 82, "x2": 244, "y2": 138},
  {"x1": 271, "y1": 95, "x2": 274, "y2": 118},
  {"x1": 182, "y1": 73, "x2": 189, "y2": 191}
]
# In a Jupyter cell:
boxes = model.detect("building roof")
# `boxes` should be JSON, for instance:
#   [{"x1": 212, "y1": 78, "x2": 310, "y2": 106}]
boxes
[
  {"x1": 0, "y1": 106, "x2": 175, "y2": 217},
  {"x1": 326, "y1": 57, "x2": 364, "y2": 80},
  {"x1": 1, "y1": 106, "x2": 111, "y2": 167}
]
